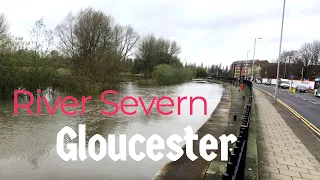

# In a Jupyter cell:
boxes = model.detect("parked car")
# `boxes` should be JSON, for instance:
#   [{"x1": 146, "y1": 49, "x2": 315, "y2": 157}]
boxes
[
  {"x1": 296, "y1": 85, "x2": 307, "y2": 92},
  {"x1": 264, "y1": 80, "x2": 271, "y2": 85}
]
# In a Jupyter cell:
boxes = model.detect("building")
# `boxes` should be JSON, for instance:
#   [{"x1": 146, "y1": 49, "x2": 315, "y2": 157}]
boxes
[{"x1": 230, "y1": 60, "x2": 269, "y2": 79}]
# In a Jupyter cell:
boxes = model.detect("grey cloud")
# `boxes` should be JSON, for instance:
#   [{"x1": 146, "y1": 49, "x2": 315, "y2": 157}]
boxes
[{"x1": 298, "y1": 0, "x2": 320, "y2": 16}]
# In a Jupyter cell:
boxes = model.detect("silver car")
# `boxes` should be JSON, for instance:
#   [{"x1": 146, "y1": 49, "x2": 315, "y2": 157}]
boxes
[
  {"x1": 255, "y1": 79, "x2": 262, "y2": 84},
  {"x1": 279, "y1": 81, "x2": 290, "y2": 89},
  {"x1": 264, "y1": 80, "x2": 271, "y2": 85},
  {"x1": 296, "y1": 85, "x2": 307, "y2": 92}
]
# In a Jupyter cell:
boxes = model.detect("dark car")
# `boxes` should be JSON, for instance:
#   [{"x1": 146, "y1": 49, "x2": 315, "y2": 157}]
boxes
[{"x1": 296, "y1": 85, "x2": 307, "y2": 92}]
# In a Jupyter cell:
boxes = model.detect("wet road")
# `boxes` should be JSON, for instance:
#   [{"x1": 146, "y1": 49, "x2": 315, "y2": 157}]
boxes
[
  {"x1": 0, "y1": 82, "x2": 223, "y2": 180},
  {"x1": 255, "y1": 84, "x2": 320, "y2": 129}
]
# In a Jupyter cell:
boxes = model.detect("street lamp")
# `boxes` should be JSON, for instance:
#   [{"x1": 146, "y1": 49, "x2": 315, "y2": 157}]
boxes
[
  {"x1": 274, "y1": 0, "x2": 286, "y2": 103},
  {"x1": 252, "y1": 38, "x2": 262, "y2": 81}
]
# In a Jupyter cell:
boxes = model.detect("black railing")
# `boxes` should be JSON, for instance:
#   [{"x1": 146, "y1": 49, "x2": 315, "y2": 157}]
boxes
[{"x1": 222, "y1": 80, "x2": 253, "y2": 180}]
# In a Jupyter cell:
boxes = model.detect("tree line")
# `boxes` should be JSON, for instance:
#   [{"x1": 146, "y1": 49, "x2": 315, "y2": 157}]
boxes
[
  {"x1": 0, "y1": 7, "x2": 212, "y2": 100},
  {"x1": 260, "y1": 40, "x2": 320, "y2": 80}
]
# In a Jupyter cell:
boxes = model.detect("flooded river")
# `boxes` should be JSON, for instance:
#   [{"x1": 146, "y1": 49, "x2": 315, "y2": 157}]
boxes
[{"x1": 0, "y1": 82, "x2": 223, "y2": 180}]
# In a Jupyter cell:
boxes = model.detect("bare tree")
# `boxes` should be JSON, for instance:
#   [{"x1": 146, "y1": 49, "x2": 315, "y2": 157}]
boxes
[
  {"x1": 0, "y1": 14, "x2": 10, "y2": 51},
  {"x1": 280, "y1": 50, "x2": 298, "y2": 63},
  {"x1": 300, "y1": 42, "x2": 313, "y2": 66},
  {"x1": 135, "y1": 34, "x2": 183, "y2": 76},
  {"x1": 114, "y1": 25, "x2": 139, "y2": 61},
  {"x1": 30, "y1": 18, "x2": 54, "y2": 55},
  {"x1": 310, "y1": 40, "x2": 320, "y2": 65},
  {"x1": 0, "y1": 14, "x2": 9, "y2": 37},
  {"x1": 55, "y1": 12, "x2": 77, "y2": 57},
  {"x1": 169, "y1": 40, "x2": 181, "y2": 56},
  {"x1": 55, "y1": 7, "x2": 133, "y2": 79}
]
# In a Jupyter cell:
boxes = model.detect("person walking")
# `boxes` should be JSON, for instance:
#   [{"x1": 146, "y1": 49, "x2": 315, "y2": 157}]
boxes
[{"x1": 240, "y1": 83, "x2": 244, "y2": 91}]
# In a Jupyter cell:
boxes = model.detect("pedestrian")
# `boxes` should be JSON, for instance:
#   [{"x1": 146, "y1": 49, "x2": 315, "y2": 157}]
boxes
[{"x1": 240, "y1": 83, "x2": 244, "y2": 91}]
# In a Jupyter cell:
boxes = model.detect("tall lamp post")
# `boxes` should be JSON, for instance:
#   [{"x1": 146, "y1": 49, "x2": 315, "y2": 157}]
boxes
[
  {"x1": 252, "y1": 38, "x2": 262, "y2": 81},
  {"x1": 274, "y1": 0, "x2": 286, "y2": 103}
]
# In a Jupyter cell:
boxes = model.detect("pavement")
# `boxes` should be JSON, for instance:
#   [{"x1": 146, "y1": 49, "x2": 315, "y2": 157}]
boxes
[
  {"x1": 254, "y1": 84, "x2": 320, "y2": 130},
  {"x1": 254, "y1": 89, "x2": 320, "y2": 180}
]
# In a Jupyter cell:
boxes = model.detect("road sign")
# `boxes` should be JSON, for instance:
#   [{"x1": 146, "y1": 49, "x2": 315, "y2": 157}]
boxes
[{"x1": 290, "y1": 75, "x2": 294, "y2": 79}]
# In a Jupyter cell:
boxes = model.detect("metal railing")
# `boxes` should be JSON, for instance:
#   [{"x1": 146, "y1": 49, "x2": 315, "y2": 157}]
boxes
[{"x1": 222, "y1": 80, "x2": 253, "y2": 180}]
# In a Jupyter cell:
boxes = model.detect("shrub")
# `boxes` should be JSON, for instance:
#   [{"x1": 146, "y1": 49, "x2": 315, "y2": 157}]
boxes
[{"x1": 152, "y1": 64, "x2": 193, "y2": 85}]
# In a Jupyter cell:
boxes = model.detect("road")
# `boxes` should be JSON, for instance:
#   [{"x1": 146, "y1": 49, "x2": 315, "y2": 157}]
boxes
[{"x1": 254, "y1": 84, "x2": 320, "y2": 130}]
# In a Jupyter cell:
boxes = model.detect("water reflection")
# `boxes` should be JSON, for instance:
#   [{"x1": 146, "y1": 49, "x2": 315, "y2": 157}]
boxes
[{"x1": 0, "y1": 82, "x2": 223, "y2": 180}]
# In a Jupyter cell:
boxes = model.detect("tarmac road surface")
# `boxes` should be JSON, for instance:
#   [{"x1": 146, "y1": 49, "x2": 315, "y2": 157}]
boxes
[{"x1": 255, "y1": 83, "x2": 320, "y2": 130}]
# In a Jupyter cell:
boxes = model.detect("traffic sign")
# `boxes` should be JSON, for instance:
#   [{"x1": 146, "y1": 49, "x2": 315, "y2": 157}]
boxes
[{"x1": 290, "y1": 75, "x2": 294, "y2": 79}]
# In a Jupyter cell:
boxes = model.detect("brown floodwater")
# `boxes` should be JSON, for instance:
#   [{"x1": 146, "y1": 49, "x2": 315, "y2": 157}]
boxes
[{"x1": 0, "y1": 82, "x2": 223, "y2": 180}]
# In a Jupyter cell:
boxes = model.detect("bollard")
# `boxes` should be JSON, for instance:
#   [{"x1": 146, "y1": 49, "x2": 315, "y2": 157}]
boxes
[
  {"x1": 230, "y1": 153, "x2": 237, "y2": 164},
  {"x1": 234, "y1": 114, "x2": 237, "y2": 121},
  {"x1": 240, "y1": 130, "x2": 245, "y2": 138},
  {"x1": 240, "y1": 130, "x2": 247, "y2": 139},
  {"x1": 238, "y1": 136, "x2": 243, "y2": 143},
  {"x1": 222, "y1": 173, "x2": 231, "y2": 180},
  {"x1": 234, "y1": 146, "x2": 240, "y2": 155},
  {"x1": 226, "y1": 162, "x2": 234, "y2": 175},
  {"x1": 240, "y1": 126, "x2": 248, "y2": 133},
  {"x1": 243, "y1": 118, "x2": 248, "y2": 123},
  {"x1": 236, "y1": 140, "x2": 242, "y2": 148}
]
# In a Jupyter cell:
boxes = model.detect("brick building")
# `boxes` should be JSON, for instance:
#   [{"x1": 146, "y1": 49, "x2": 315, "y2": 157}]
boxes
[{"x1": 230, "y1": 60, "x2": 269, "y2": 79}]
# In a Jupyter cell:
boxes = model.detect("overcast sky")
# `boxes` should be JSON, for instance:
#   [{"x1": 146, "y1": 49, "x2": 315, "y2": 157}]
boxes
[{"x1": 1, "y1": 0, "x2": 320, "y2": 67}]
